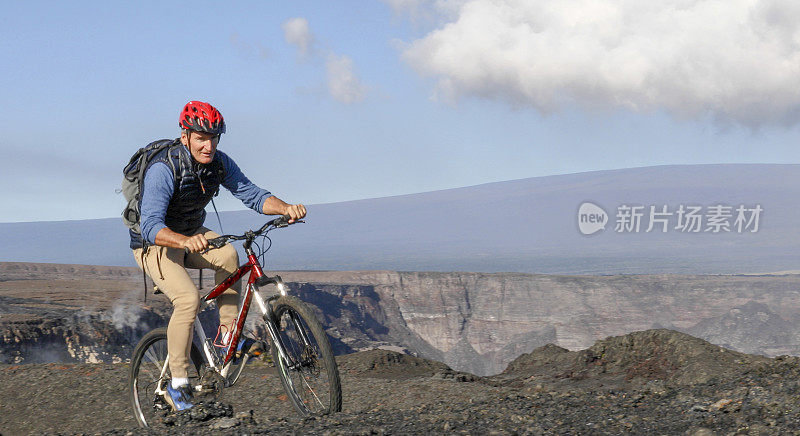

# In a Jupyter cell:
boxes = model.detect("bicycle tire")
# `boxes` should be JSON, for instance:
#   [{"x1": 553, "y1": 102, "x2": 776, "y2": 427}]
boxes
[
  {"x1": 270, "y1": 295, "x2": 342, "y2": 416},
  {"x1": 224, "y1": 353, "x2": 248, "y2": 386},
  {"x1": 128, "y1": 328, "x2": 204, "y2": 428}
]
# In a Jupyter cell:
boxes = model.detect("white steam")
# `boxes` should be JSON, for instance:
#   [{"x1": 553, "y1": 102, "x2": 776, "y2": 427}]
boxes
[
  {"x1": 401, "y1": 0, "x2": 800, "y2": 126},
  {"x1": 103, "y1": 286, "x2": 147, "y2": 331}
]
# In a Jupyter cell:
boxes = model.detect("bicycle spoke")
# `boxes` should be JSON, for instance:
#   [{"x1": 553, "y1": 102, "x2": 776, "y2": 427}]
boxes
[
  {"x1": 298, "y1": 370, "x2": 325, "y2": 408},
  {"x1": 143, "y1": 347, "x2": 161, "y2": 364}
]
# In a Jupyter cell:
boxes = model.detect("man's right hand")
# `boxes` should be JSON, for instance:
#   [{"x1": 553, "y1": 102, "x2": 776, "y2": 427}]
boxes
[
  {"x1": 182, "y1": 233, "x2": 209, "y2": 253},
  {"x1": 284, "y1": 203, "x2": 307, "y2": 223}
]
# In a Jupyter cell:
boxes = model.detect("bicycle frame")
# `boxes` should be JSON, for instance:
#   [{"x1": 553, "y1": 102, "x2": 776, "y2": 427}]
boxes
[{"x1": 192, "y1": 240, "x2": 293, "y2": 378}]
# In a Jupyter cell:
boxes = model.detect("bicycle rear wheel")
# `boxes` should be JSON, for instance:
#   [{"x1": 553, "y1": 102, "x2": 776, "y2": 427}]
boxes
[
  {"x1": 128, "y1": 328, "x2": 204, "y2": 427},
  {"x1": 270, "y1": 295, "x2": 342, "y2": 416}
]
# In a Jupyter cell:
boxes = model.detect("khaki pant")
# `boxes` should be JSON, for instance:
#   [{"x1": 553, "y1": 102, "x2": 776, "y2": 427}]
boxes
[{"x1": 132, "y1": 227, "x2": 241, "y2": 379}]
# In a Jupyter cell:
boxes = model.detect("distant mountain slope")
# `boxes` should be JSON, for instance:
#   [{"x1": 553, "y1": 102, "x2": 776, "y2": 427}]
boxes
[{"x1": 2, "y1": 164, "x2": 799, "y2": 274}]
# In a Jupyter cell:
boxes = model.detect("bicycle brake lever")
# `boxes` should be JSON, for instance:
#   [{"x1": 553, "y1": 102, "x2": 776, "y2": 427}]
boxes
[
  {"x1": 189, "y1": 237, "x2": 227, "y2": 255},
  {"x1": 185, "y1": 246, "x2": 214, "y2": 255}
]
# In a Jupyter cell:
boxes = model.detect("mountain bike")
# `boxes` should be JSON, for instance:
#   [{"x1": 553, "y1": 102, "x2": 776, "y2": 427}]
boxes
[{"x1": 128, "y1": 215, "x2": 342, "y2": 427}]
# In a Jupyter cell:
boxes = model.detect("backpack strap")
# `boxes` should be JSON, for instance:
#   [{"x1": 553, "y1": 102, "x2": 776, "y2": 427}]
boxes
[
  {"x1": 211, "y1": 152, "x2": 226, "y2": 231},
  {"x1": 211, "y1": 197, "x2": 224, "y2": 234},
  {"x1": 141, "y1": 246, "x2": 148, "y2": 304},
  {"x1": 214, "y1": 164, "x2": 225, "y2": 197},
  {"x1": 136, "y1": 139, "x2": 181, "y2": 303},
  {"x1": 168, "y1": 141, "x2": 185, "y2": 185}
]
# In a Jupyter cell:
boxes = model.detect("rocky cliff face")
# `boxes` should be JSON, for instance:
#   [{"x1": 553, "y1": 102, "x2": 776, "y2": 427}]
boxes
[
  {"x1": 4, "y1": 263, "x2": 800, "y2": 376},
  {"x1": 0, "y1": 304, "x2": 166, "y2": 364},
  {"x1": 685, "y1": 301, "x2": 800, "y2": 356},
  {"x1": 277, "y1": 271, "x2": 800, "y2": 375},
  {"x1": 0, "y1": 262, "x2": 172, "y2": 364}
]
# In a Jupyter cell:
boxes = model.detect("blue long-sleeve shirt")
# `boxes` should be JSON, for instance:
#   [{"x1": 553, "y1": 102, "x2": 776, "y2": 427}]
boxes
[{"x1": 139, "y1": 150, "x2": 272, "y2": 244}]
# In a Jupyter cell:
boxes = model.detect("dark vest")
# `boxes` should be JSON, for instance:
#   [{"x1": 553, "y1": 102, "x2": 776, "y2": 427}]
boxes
[{"x1": 129, "y1": 142, "x2": 225, "y2": 249}]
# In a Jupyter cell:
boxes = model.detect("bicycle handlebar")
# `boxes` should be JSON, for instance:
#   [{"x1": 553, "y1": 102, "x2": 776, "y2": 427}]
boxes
[{"x1": 183, "y1": 214, "x2": 302, "y2": 254}]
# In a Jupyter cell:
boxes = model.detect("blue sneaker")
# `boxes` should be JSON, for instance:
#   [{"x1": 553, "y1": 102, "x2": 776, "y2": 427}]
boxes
[{"x1": 164, "y1": 383, "x2": 194, "y2": 411}]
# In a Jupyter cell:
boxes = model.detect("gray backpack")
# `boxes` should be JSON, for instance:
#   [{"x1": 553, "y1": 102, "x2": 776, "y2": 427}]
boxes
[{"x1": 121, "y1": 139, "x2": 180, "y2": 233}]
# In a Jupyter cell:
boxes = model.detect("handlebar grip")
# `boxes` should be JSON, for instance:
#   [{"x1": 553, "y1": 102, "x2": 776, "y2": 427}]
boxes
[
  {"x1": 273, "y1": 214, "x2": 292, "y2": 227},
  {"x1": 208, "y1": 236, "x2": 228, "y2": 248}
]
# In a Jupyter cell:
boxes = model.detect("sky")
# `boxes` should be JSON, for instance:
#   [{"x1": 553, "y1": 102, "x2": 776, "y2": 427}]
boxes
[{"x1": 2, "y1": 0, "x2": 800, "y2": 223}]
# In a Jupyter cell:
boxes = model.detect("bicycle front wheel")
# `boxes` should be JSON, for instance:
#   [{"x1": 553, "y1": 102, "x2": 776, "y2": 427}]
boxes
[{"x1": 270, "y1": 295, "x2": 342, "y2": 416}]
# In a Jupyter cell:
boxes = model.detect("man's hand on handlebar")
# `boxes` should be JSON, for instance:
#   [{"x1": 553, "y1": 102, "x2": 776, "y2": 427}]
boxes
[
  {"x1": 284, "y1": 204, "x2": 307, "y2": 223},
  {"x1": 182, "y1": 233, "x2": 209, "y2": 253}
]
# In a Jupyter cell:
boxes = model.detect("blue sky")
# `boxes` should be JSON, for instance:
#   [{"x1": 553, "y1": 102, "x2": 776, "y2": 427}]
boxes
[{"x1": 2, "y1": 0, "x2": 800, "y2": 223}]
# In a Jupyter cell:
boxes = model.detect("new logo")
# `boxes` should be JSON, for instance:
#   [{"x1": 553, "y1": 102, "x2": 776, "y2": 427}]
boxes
[{"x1": 578, "y1": 202, "x2": 608, "y2": 235}]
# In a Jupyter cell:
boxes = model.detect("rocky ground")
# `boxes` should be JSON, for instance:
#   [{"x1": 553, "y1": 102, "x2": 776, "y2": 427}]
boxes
[{"x1": 3, "y1": 330, "x2": 800, "y2": 435}]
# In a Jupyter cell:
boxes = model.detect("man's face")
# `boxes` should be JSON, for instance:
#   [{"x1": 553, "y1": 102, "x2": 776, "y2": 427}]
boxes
[{"x1": 181, "y1": 131, "x2": 220, "y2": 164}]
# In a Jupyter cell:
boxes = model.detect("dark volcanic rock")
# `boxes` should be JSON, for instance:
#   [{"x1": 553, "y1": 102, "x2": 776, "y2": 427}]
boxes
[
  {"x1": 500, "y1": 329, "x2": 771, "y2": 388},
  {"x1": 502, "y1": 342, "x2": 571, "y2": 375},
  {"x1": 5, "y1": 331, "x2": 800, "y2": 435},
  {"x1": 161, "y1": 401, "x2": 234, "y2": 427},
  {"x1": 335, "y1": 349, "x2": 451, "y2": 379}
]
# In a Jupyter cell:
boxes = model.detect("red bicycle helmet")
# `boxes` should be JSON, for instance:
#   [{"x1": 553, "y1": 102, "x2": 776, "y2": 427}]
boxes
[{"x1": 179, "y1": 101, "x2": 226, "y2": 134}]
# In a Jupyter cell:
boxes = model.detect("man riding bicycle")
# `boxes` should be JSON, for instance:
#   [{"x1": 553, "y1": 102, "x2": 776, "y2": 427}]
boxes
[{"x1": 129, "y1": 100, "x2": 306, "y2": 411}]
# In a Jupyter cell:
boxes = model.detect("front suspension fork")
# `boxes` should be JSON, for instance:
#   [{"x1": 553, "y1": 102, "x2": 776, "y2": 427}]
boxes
[{"x1": 252, "y1": 277, "x2": 310, "y2": 369}]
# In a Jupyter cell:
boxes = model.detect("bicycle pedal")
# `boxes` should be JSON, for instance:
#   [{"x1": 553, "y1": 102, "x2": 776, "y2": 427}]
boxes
[{"x1": 153, "y1": 395, "x2": 170, "y2": 410}]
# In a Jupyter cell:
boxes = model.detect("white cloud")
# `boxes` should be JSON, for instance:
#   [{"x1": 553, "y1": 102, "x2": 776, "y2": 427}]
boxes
[
  {"x1": 283, "y1": 17, "x2": 314, "y2": 56},
  {"x1": 382, "y1": 0, "x2": 424, "y2": 12},
  {"x1": 381, "y1": 0, "x2": 466, "y2": 22},
  {"x1": 381, "y1": 0, "x2": 465, "y2": 16},
  {"x1": 283, "y1": 17, "x2": 368, "y2": 104},
  {"x1": 326, "y1": 54, "x2": 367, "y2": 104},
  {"x1": 401, "y1": 0, "x2": 800, "y2": 127}
]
